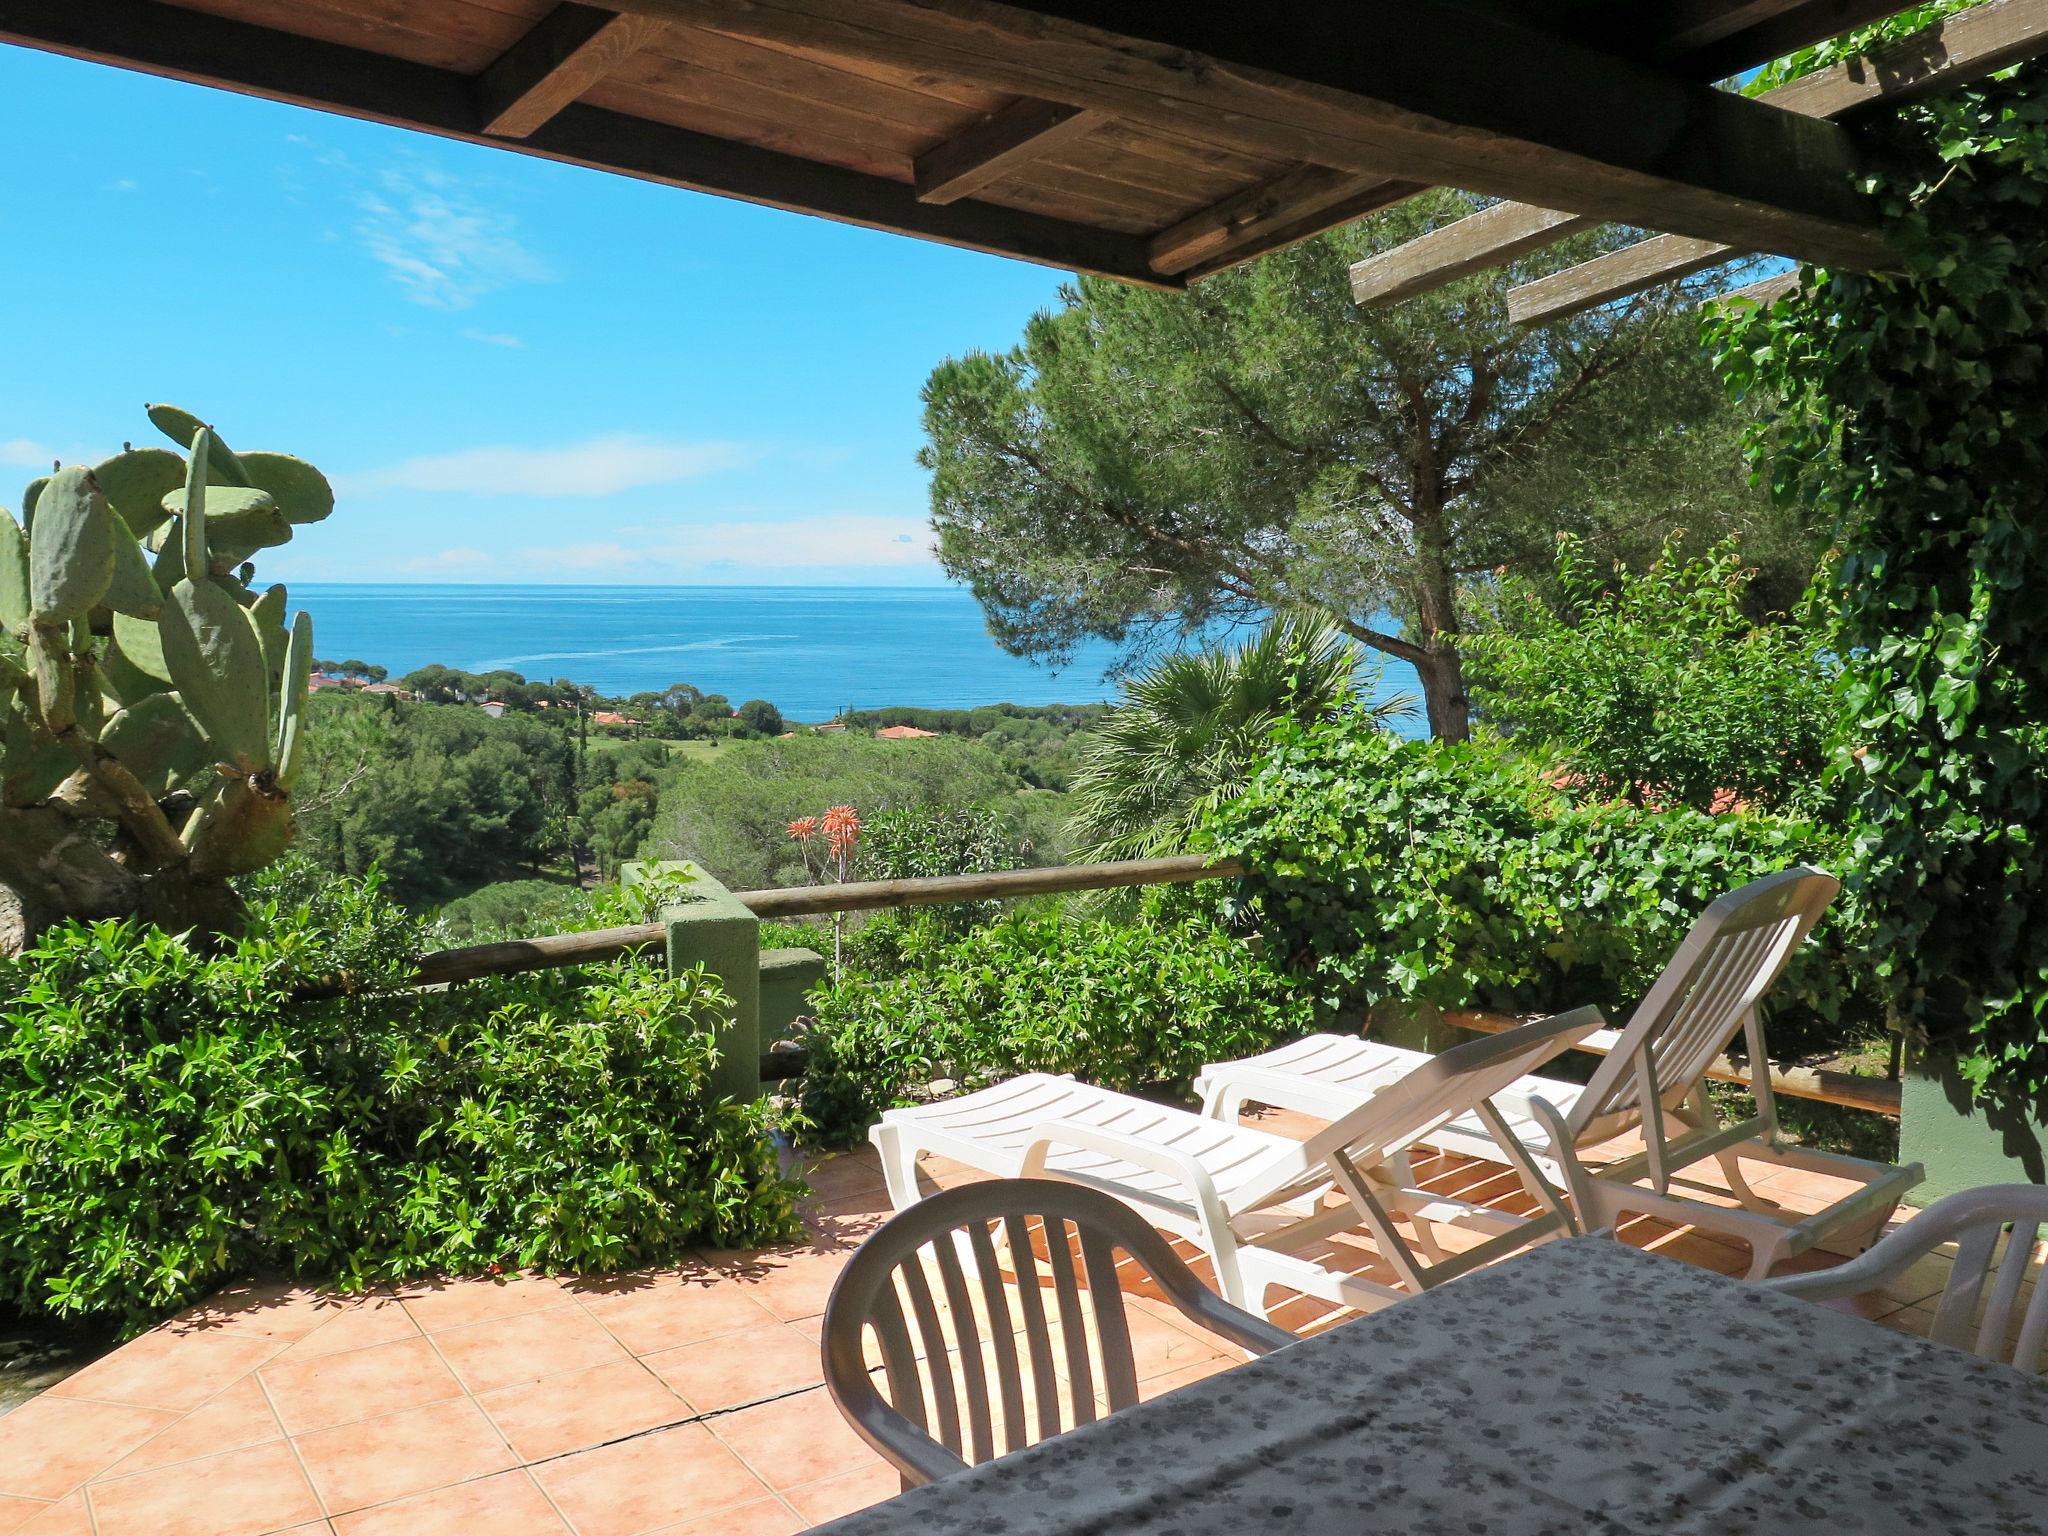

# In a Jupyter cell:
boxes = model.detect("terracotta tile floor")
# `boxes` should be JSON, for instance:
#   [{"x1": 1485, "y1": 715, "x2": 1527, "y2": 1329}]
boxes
[{"x1": 0, "y1": 1114, "x2": 1982, "y2": 1535}]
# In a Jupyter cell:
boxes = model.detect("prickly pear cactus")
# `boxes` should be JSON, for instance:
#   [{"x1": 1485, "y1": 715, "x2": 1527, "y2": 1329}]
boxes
[{"x1": 0, "y1": 405, "x2": 334, "y2": 946}]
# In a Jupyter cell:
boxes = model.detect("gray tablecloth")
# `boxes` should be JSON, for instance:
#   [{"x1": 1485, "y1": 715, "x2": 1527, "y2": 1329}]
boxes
[{"x1": 810, "y1": 1236, "x2": 2048, "y2": 1535}]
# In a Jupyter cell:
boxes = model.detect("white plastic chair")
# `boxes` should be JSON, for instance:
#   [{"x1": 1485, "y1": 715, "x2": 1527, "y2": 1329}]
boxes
[
  {"x1": 1196, "y1": 867, "x2": 1923, "y2": 1278},
  {"x1": 870, "y1": 1007, "x2": 1604, "y2": 1318},
  {"x1": 1764, "y1": 1184, "x2": 2048, "y2": 1370},
  {"x1": 820, "y1": 1177, "x2": 1296, "y2": 1488}
]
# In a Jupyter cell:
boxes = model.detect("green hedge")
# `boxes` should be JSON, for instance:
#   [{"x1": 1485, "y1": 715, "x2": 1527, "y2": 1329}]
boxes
[
  {"x1": 0, "y1": 874, "x2": 800, "y2": 1332},
  {"x1": 796, "y1": 913, "x2": 1314, "y2": 1148},
  {"x1": 1204, "y1": 717, "x2": 1874, "y2": 1054}
]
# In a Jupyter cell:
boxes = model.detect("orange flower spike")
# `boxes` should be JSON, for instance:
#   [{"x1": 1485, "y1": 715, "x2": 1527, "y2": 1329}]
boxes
[
  {"x1": 787, "y1": 816, "x2": 819, "y2": 841},
  {"x1": 821, "y1": 804, "x2": 861, "y2": 854}
]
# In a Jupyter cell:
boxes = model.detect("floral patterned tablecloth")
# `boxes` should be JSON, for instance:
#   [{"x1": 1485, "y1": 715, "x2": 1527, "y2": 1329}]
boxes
[{"x1": 810, "y1": 1235, "x2": 2048, "y2": 1535}]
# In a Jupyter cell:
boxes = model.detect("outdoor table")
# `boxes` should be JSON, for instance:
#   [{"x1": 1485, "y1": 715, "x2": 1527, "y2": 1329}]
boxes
[{"x1": 807, "y1": 1235, "x2": 2048, "y2": 1535}]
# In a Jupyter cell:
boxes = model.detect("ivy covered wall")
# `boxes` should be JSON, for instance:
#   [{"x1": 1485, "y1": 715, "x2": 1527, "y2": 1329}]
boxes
[{"x1": 1710, "y1": 65, "x2": 2048, "y2": 1103}]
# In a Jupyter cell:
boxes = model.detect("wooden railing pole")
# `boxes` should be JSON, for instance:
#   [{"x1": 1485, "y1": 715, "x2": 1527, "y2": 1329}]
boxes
[
  {"x1": 321, "y1": 854, "x2": 1248, "y2": 997},
  {"x1": 729, "y1": 853, "x2": 1244, "y2": 919}
]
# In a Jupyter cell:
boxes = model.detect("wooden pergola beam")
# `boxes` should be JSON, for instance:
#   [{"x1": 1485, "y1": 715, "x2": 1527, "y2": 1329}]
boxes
[
  {"x1": 1508, "y1": 234, "x2": 1736, "y2": 325},
  {"x1": 1350, "y1": 204, "x2": 1597, "y2": 307},
  {"x1": 1357, "y1": 0, "x2": 2048, "y2": 309},
  {"x1": 1503, "y1": 0, "x2": 2048, "y2": 324},
  {"x1": 478, "y1": 3, "x2": 668, "y2": 138},
  {"x1": 0, "y1": 0, "x2": 1177, "y2": 288},
  {"x1": 914, "y1": 97, "x2": 1105, "y2": 205},
  {"x1": 1710, "y1": 270, "x2": 1803, "y2": 308},
  {"x1": 1179, "y1": 178, "x2": 1426, "y2": 280},
  {"x1": 1682, "y1": 0, "x2": 1942, "y2": 80},
  {"x1": 1147, "y1": 164, "x2": 1390, "y2": 276},
  {"x1": 1596, "y1": 0, "x2": 1910, "y2": 71},
  {"x1": 620, "y1": 0, "x2": 1889, "y2": 272}
]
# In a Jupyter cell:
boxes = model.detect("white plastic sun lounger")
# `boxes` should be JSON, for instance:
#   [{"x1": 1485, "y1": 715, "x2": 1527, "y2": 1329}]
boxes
[
  {"x1": 1196, "y1": 866, "x2": 1924, "y2": 1279},
  {"x1": 871, "y1": 1007, "x2": 1604, "y2": 1317}
]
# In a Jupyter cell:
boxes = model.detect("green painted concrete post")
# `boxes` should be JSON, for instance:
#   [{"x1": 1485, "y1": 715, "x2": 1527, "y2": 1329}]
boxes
[
  {"x1": 624, "y1": 860, "x2": 762, "y2": 1104},
  {"x1": 621, "y1": 861, "x2": 824, "y2": 1104}
]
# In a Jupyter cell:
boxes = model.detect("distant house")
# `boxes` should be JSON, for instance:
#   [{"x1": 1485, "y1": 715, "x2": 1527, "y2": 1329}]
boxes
[
  {"x1": 307, "y1": 674, "x2": 350, "y2": 693},
  {"x1": 591, "y1": 711, "x2": 642, "y2": 727},
  {"x1": 361, "y1": 682, "x2": 415, "y2": 700},
  {"x1": 814, "y1": 721, "x2": 848, "y2": 734},
  {"x1": 480, "y1": 700, "x2": 507, "y2": 718},
  {"x1": 875, "y1": 724, "x2": 938, "y2": 740}
]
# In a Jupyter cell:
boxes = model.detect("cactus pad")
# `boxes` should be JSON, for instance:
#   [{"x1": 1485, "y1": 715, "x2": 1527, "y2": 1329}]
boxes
[{"x1": 26, "y1": 468, "x2": 116, "y2": 622}]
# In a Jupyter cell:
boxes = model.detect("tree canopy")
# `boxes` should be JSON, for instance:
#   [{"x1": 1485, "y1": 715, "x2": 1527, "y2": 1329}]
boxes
[{"x1": 921, "y1": 192, "x2": 1816, "y2": 739}]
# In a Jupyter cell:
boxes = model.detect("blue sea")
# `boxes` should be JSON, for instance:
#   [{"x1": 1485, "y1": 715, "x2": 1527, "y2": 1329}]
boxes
[{"x1": 294, "y1": 584, "x2": 1422, "y2": 726}]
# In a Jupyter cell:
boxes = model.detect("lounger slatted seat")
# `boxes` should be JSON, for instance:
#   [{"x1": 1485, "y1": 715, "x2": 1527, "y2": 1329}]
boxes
[
  {"x1": 1196, "y1": 866, "x2": 1925, "y2": 1279},
  {"x1": 873, "y1": 1008, "x2": 1604, "y2": 1317}
]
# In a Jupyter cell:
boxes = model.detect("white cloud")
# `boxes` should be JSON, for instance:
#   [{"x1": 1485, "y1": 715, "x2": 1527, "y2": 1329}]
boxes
[
  {"x1": 344, "y1": 434, "x2": 754, "y2": 498},
  {"x1": 354, "y1": 162, "x2": 552, "y2": 310},
  {"x1": 396, "y1": 546, "x2": 497, "y2": 575},
  {"x1": 517, "y1": 514, "x2": 936, "y2": 578},
  {"x1": 461, "y1": 327, "x2": 526, "y2": 349},
  {"x1": 0, "y1": 438, "x2": 53, "y2": 469}
]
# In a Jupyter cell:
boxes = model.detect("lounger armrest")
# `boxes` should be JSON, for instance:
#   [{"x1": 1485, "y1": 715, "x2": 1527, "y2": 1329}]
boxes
[{"x1": 1021, "y1": 1118, "x2": 1231, "y2": 1229}]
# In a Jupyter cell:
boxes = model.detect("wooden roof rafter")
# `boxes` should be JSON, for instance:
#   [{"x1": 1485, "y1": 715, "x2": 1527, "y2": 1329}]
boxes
[
  {"x1": 1354, "y1": 0, "x2": 2048, "y2": 320},
  {"x1": 0, "y1": 0, "x2": 1940, "y2": 288}
]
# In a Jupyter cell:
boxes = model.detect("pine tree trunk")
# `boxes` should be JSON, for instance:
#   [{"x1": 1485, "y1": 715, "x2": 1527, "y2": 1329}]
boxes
[
  {"x1": 1413, "y1": 645, "x2": 1471, "y2": 743},
  {"x1": 1411, "y1": 499, "x2": 1471, "y2": 742}
]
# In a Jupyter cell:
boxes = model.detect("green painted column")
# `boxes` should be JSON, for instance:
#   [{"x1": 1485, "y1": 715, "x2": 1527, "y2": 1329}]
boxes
[
  {"x1": 624, "y1": 860, "x2": 761, "y2": 1104},
  {"x1": 1900, "y1": 1049, "x2": 2048, "y2": 1202},
  {"x1": 760, "y1": 946, "x2": 828, "y2": 1042}
]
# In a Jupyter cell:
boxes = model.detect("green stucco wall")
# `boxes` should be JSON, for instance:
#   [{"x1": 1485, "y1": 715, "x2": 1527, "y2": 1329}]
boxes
[{"x1": 1900, "y1": 1051, "x2": 2048, "y2": 1203}]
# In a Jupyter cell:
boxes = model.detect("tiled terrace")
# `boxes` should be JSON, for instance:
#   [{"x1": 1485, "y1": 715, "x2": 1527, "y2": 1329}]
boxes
[{"x1": 0, "y1": 1114, "x2": 1982, "y2": 1536}]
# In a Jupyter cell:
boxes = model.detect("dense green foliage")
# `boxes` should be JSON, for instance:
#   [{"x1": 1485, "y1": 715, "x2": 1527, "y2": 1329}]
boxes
[
  {"x1": 1465, "y1": 535, "x2": 1837, "y2": 814},
  {"x1": 292, "y1": 694, "x2": 578, "y2": 904},
  {"x1": 1707, "y1": 65, "x2": 2048, "y2": 1096},
  {"x1": 837, "y1": 703, "x2": 1109, "y2": 791},
  {"x1": 645, "y1": 732, "x2": 1040, "y2": 892},
  {"x1": 846, "y1": 803, "x2": 1023, "y2": 966},
  {"x1": 1204, "y1": 715, "x2": 1869, "y2": 1056},
  {"x1": 1069, "y1": 613, "x2": 1406, "y2": 868},
  {"x1": 0, "y1": 873, "x2": 799, "y2": 1331},
  {"x1": 796, "y1": 913, "x2": 1313, "y2": 1147},
  {"x1": 431, "y1": 877, "x2": 592, "y2": 943},
  {"x1": 921, "y1": 195, "x2": 1810, "y2": 738},
  {"x1": 578, "y1": 741, "x2": 670, "y2": 878}
]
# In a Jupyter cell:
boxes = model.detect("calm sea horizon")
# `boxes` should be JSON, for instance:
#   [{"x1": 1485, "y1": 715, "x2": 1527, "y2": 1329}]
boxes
[{"x1": 295, "y1": 583, "x2": 1423, "y2": 727}]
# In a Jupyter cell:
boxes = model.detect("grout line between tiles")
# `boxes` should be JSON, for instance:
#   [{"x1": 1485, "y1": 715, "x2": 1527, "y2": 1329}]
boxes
[{"x1": 253, "y1": 1366, "x2": 328, "y2": 1525}]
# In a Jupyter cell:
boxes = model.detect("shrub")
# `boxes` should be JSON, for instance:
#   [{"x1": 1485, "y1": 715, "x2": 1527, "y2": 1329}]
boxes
[
  {"x1": 1463, "y1": 534, "x2": 1839, "y2": 815},
  {"x1": 0, "y1": 873, "x2": 800, "y2": 1332},
  {"x1": 1204, "y1": 715, "x2": 1874, "y2": 1057},
  {"x1": 432, "y1": 878, "x2": 593, "y2": 942},
  {"x1": 646, "y1": 733, "x2": 1027, "y2": 891},
  {"x1": 795, "y1": 913, "x2": 1314, "y2": 1147},
  {"x1": 843, "y1": 804, "x2": 1024, "y2": 972}
]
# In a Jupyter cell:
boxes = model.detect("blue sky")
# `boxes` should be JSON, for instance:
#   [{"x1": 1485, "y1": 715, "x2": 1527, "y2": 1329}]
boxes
[{"x1": 0, "y1": 45, "x2": 1072, "y2": 585}]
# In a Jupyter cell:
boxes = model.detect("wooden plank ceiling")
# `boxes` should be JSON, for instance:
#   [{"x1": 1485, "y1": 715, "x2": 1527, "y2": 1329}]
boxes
[{"x1": 0, "y1": 0, "x2": 1924, "y2": 287}]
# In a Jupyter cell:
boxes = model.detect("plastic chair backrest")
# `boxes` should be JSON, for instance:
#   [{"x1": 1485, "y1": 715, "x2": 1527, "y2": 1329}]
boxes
[
  {"x1": 1566, "y1": 866, "x2": 1838, "y2": 1143},
  {"x1": 820, "y1": 1176, "x2": 1295, "y2": 1488},
  {"x1": 1766, "y1": 1184, "x2": 2048, "y2": 1370},
  {"x1": 1265, "y1": 1005, "x2": 1608, "y2": 1199}
]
